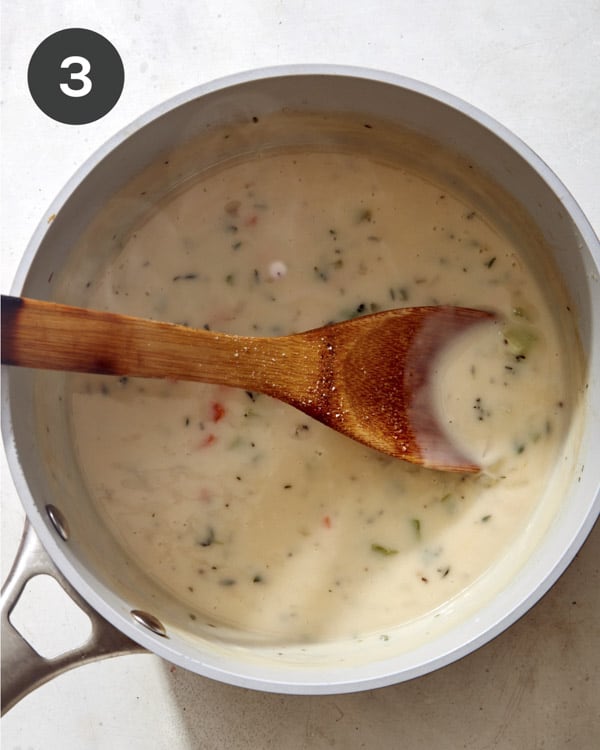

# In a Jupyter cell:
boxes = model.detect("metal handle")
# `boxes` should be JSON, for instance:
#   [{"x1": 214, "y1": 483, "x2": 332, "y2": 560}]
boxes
[{"x1": 1, "y1": 521, "x2": 146, "y2": 714}]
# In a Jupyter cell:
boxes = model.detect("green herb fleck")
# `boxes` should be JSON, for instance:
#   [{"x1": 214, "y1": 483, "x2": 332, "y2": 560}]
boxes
[
  {"x1": 485, "y1": 256, "x2": 497, "y2": 268},
  {"x1": 371, "y1": 543, "x2": 398, "y2": 556},
  {"x1": 503, "y1": 325, "x2": 537, "y2": 357},
  {"x1": 481, "y1": 514, "x2": 492, "y2": 523},
  {"x1": 198, "y1": 527, "x2": 216, "y2": 547},
  {"x1": 224, "y1": 200, "x2": 240, "y2": 216},
  {"x1": 411, "y1": 518, "x2": 422, "y2": 539},
  {"x1": 389, "y1": 286, "x2": 409, "y2": 301},
  {"x1": 473, "y1": 397, "x2": 491, "y2": 421}
]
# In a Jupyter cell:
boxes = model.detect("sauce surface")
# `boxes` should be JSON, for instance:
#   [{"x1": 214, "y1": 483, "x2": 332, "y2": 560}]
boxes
[{"x1": 63, "y1": 144, "x2": 577, "y2": 643}]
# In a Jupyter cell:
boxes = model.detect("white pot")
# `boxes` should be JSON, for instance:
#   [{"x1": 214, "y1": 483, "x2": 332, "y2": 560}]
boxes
[{"x1": 2, "y1": 66, "x2": 599, "y2": 708}]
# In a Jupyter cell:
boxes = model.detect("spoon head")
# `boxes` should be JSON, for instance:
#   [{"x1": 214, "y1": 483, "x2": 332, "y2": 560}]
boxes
[{"x1": 302, "y1": 306, "x2": 498, "y2": 473}]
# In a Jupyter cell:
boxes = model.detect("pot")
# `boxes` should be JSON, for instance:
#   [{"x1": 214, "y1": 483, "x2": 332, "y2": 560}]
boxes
[{"x1": 2, "y1": 65, "x2": 599, "y2": 710}]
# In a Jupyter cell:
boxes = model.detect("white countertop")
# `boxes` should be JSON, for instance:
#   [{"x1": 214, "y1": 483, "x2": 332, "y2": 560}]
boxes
[{"x1": 1, "y1": 1, "x2": 599, "y2": 747}]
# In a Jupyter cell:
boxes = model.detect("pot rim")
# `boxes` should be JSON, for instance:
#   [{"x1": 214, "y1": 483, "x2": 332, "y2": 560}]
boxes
[
  {"x1": 8, "y1": 63, "x2": 600, "y2": 295},
  {"x1": 3, "y1": 64, "x2": 599, "y2": 694}
]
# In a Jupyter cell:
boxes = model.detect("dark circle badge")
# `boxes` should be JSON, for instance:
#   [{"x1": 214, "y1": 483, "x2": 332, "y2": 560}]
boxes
[{"x1": 28, "y1": 28, "x2": 124, "y2": 125}]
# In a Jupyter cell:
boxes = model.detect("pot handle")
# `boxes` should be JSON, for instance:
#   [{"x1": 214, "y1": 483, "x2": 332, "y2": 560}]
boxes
[{"x1": 1, "y1": 521, "x2": 146, "y2": 714}]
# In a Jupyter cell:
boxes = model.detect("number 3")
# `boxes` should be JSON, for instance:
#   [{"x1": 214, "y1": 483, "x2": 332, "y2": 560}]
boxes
[{"x1": 60, "y1": 56, "x2": 92, "y2": 98}]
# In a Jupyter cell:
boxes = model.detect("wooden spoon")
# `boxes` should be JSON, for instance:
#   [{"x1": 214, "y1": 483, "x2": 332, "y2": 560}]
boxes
[{"x1": 1, "y1": 295, "x2": 496, "y2": 473}]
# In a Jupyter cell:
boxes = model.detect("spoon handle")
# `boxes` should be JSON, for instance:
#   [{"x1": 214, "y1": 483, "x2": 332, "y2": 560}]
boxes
[
  {"x1": 0, "y1": 295, "x2": 300, "y2": 392},
  {"x1": 2, "y1": 295, "x2": 493, "y2": 472}
]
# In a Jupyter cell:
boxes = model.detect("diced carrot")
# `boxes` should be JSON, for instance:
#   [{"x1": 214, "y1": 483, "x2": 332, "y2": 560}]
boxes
[
  {"x1": 211, "y1": 402, "x2": 226, "y2": 422},
  {"x1": 199, "y1": 433, "x2": 217, "y2": 448},
  {"x1": 323, "y1": 515, "x2": 332, "y2": 529}
]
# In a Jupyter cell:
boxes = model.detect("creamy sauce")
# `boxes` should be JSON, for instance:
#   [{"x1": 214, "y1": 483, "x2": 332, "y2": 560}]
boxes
[{"x1": 60, "y1": 138, "x2": 578, "y2": 645}]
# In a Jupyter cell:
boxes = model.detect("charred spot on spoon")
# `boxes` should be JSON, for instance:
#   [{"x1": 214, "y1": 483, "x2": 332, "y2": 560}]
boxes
[
  {"x1": 91, "y1": 357, "x2": 117, "y2": 374},
  {"x1": 1, "y1": 295, "x2": 24, "y2": 313},
  {"x1": 0, "y1": 295, "x2": 25, "y2": 364}
]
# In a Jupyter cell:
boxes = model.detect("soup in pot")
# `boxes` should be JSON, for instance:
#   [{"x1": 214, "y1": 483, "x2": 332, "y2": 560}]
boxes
[{"x1": 51, "y1": 113, "x2": 583, "y2": 645}]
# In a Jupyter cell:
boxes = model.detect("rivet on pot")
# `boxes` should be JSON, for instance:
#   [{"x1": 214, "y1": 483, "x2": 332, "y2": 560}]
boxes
[
  {"x1": 46, "y1": 504, "x2": 69, "y2": 541},
  {"x1": 130, "y1": 609, "x2": 168, "y2": 638}
]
